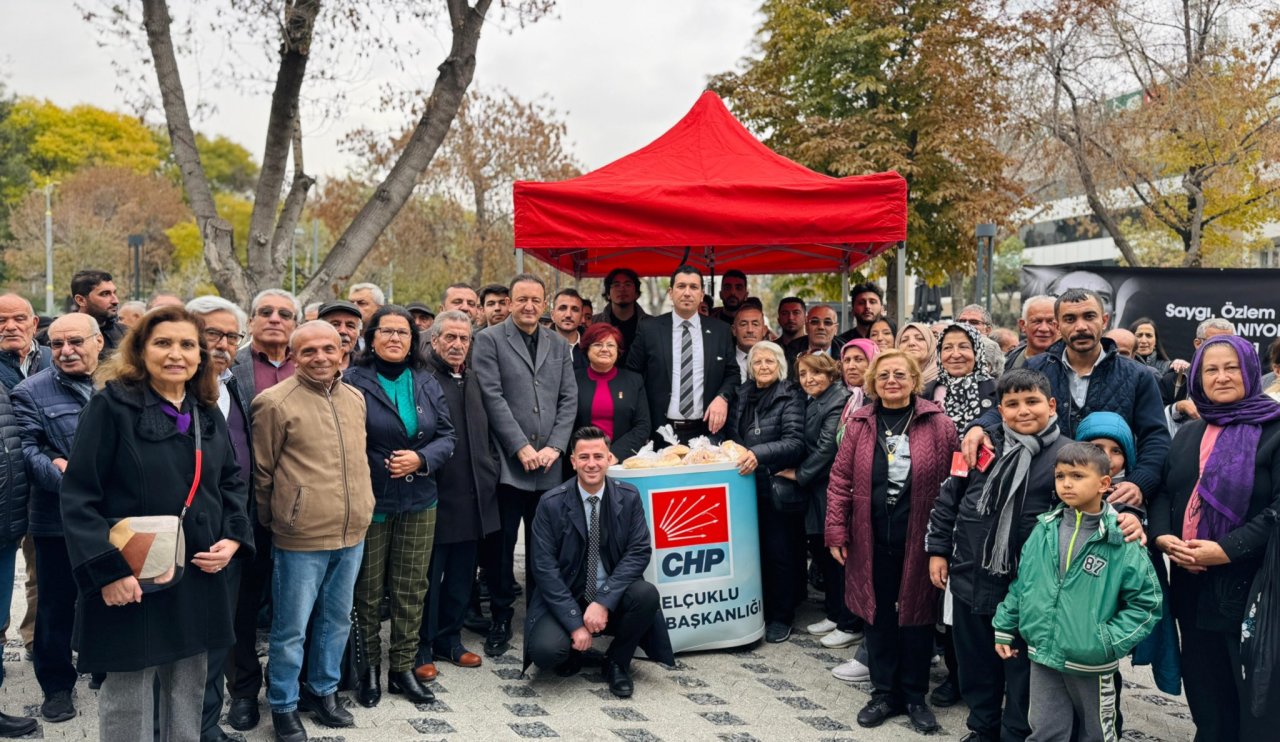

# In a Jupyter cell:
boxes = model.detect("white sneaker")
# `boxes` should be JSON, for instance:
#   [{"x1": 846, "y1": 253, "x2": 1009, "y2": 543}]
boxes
[
  {"x1": 820, "y1": 629, "x2": 863, "y2": 649},
  {"x1": 832, "y1": 658, "x2": 871, "y2": 683},
  {"x1": 806, "y1": 618, "x2": 837, "y2": 636}
]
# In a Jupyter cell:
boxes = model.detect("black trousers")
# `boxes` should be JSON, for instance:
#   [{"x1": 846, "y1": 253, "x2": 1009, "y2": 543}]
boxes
[
  {"x1": 952, "y1": 597, "x2": 1030, "y2": 742},
  {"x1": 202, "y1": 564, "x2": 241, "y2": 741},
  {"x1": 420, "y1": 539, "x2": 480, "y2": 662},
  {"x1": 32, "y1": 536, "x2": 77, "y2": 695},
  {"x1": 807, "y1": 535, "x2": 860, "y2": 632},
  {"x1": 486, "y1": 484, "x2": 541, "y2": 623},
  {"x1": 225, "y1": 521, "x2": 273, "y2": 700},
  {"x1": 1178, "y1": 615, "x2": 1280, "y2": 742},
  {"x1": 862, "y1": 548, "x2": 933, "y2": 707},
  {"x1": 758, "y1": 495, "x2": 805, "y2": 625},
  {"x1": 526, "y1": 580, "x2": 660, "y2": 672}
]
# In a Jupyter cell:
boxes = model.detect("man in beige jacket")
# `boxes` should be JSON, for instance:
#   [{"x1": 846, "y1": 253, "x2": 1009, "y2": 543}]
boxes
[{"x1": 251, "y1": 321, "x2": 373, "y2": 742}]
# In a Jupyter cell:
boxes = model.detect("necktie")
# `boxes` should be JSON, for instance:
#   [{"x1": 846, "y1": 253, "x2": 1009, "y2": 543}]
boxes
[
  {"x1": 584, "y1": 495, "x2": 601, "y2": 604},
  {"x1": 679, "y1": 320, "x2": 695, "y2": 418}
]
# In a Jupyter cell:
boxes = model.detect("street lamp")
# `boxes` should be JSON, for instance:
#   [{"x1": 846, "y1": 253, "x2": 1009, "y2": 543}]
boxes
[
  {"x1": 43, "y1": 182, "x2": 59, "y2": 316},
  {"x1": 974, "y1": 223, "x2": 997, "y2": 311}
]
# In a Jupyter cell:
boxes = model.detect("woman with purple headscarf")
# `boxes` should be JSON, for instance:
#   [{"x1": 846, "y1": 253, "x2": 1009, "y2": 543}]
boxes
[{"x1": 1150, "y1": 334, "x2": 1280, "y2": 740}]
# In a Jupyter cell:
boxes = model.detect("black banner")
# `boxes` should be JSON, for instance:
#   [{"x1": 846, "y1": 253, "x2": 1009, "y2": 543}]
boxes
[{"x1": 1021, "y1": 265, "x2": 1280, "y2": 358}]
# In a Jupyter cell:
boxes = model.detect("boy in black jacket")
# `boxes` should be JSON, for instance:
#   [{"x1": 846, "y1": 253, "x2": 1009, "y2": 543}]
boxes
[{"x1": 926, "y1": 369, "x2": 1145, "y2": 742}]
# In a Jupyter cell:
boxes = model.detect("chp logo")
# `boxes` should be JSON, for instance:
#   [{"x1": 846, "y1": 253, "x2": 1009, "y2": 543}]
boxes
[{"x1": 651, "y1": 485, "x2": 732, "y2": 584}]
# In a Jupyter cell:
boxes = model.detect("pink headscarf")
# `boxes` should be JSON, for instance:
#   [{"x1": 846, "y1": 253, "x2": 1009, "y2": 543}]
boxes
[
  {"x1": 836, "y1": 339, "x2": 881, "y2": 441},
  {"x1": 840, "y1": 338, "x2": 880, "y2": 392}
]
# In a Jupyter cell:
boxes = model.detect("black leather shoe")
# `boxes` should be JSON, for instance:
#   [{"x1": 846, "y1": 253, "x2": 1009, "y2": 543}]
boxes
[
  {"x1": 387, "y1": 670, "x2": 436, "y2": 705},
  {"x1": 856, "y1": 698, "x2": 902, "y2": 728},
  {"x1": 356, "y1": 665, "x2": 381, "y2": 708},
  {"x1": 227, "y1": 697, "x2": 260, "y2": 731},
  {"x1": 930, "y1": 677, "x2": 961, "y2": 707},
  {"x1": 906, "y1": 703, "x2": 940, "y2": 733},
  {"x1": 554, "y1": 651, "x2": 583, "y2": 678},
  {"x1": 271, "y1": 710, "x2": 306, "y2": 742},
  {"x1": 463, "y1": 605, "x2": 492, "y2": 634},
  {"x1": 88, "y1": 673, "x2": 105, "y2": 690},
  {"x1": 40, "y1": 690, "x2": 75, "y2": 722},
  {"x1": 202, "y1": 728, "x2": 235, "y2": 742},
  {"x1": 603, "y1": 658, "x2": 634, "y2": 699},
  {"x1": 298, "y1": 687, "x2": 353, "y2": 728},
  {"x1": 0, "y1": 710, "x2": 37, "y2": 738},
  {"x1": 484, "y1": 619, "x2": 512, "y2": 657}
]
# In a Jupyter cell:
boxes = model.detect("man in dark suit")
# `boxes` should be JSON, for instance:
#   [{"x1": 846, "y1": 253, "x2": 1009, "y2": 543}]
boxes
[
  {"x1": 472, "y1": 274, "x2": 578, "y2": 658},
  {"x1": 523, "y1": 426, "x2": 673, "y2": 698},
  {"x1": 625, "y1": 265, "x2": 738, "y2": 442}
]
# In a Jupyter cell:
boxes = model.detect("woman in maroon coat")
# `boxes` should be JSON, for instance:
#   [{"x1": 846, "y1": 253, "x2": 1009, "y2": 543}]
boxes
[{"x1": 825, "y1": 349, "x2": 957, "y2": 734}]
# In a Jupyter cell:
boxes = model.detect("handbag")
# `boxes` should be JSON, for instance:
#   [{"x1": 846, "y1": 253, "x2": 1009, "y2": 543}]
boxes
[
  {"x1": 768, "y1": 474, "x2": 806, "y2": 513},
  {"x1": 107, "y1": 406, "x2": 202, "y2": 593},
  {"x1": 1241, "y1": 508, "x2": 1279, "y2": 718}
]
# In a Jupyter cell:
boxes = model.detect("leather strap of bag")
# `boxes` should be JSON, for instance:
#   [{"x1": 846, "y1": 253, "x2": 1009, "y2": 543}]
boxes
[{"x1": 179, "y1": 406, "x2": 203, "y2": 521}]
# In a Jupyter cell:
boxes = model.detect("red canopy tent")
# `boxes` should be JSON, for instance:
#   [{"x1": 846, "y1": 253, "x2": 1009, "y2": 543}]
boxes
[{"x1": 514, "y1": 91, "x2": 908, "y2": 280}]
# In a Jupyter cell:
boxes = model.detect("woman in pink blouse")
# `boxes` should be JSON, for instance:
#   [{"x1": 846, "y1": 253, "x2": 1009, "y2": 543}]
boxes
[{"x1": 573, "y1": 323, "x2": 651, "y2": 460}]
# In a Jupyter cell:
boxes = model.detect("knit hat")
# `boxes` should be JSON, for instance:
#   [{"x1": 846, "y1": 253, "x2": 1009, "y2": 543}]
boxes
[{"x1": 1075, "y1": 411, "x2": 1137, "y2": 471}]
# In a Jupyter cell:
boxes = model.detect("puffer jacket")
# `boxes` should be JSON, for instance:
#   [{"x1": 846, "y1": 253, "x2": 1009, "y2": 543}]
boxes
[
  {"x1": 0, "y1": 344, "x2": 51, "y2": 392},
  {"x1": 721, "y1": 378, "x2": 806, "y2": 478},
  {"x1": 12, "y1": 367, "x2": 90, "y2": 537},
  {"x1": 925, "y1": 426, "x2": 1070, "y2": 615},
  {"x1": 994, "y1": 504, "x2": 1162, "y2": 677},
  {"x1": 967, "y1": 338, "x2": 1170, "y2": 497},
  {"x1": 798, "y1": 382, "x2": 849, "y2": 535},
  {"x1": 250, "y1": 371, "x2": 374, "y2": 552},
  {"x1": 0, "y1": 383, "x2": 27, "y2": 547},
  {"x1": 826, "y1": 397, "x2": 957, "y2": 626}
]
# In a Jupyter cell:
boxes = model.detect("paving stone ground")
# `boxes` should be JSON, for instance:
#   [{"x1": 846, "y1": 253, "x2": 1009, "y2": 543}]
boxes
[{"x1": 3, "y1": 544, "x2": 1196, "y2": 741}]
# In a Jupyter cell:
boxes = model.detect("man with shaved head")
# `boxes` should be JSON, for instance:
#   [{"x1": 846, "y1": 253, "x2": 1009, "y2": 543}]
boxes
[
  {"x1": 12, "y1": 312, "x2": 103, "y2": 725},
  {"x1": 251, "y1": 320, "x2": 374, "y2": 741}
]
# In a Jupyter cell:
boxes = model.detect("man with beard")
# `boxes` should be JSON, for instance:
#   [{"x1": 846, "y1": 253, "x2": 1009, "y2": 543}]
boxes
[
  {"x1": 795, "y1": 306, "x2": 840, "y2": 362},
  {"x1": 69, "y1": 270, "x2": 125, "y2": 357},
  {"x1": 480, "y1": 284, "x2": 512, "y2": 328},
  {"x1": 732, "y1": 301, "x2": 767, "y2": 383},
  {"x1": 414, "y1": 311, "x2": 499, "y2": 683},
  {"x1": 709, "y1": 270, "x2": 749, "y2": 325},
  {"x1": 961, "y1": 288, "x2": 1170, "y2": 511},
  {"x1": 441, "y1": 284, "x2": 482, "y2": 328},
  {"x1": 598, "y1": 268, "x2": 647, "y2": 366},
  {"x1": 1006, "y1": 295, "x2": 1058, "y2": 369},
  {"x1": 12, "y1": 313, "x2": 104, "y2": 727},
  {"x1": 551, "y1": 289, "x2": 587, "y2": 370},
  {"x1": 186, "y1": 296, "x2": 256, "y2": 742},
  {"x1": 319, "y1": 301, "x2": 363, "y2": 370},
  {"x1": 831, "y1": 282, "x2": 884, "y2": 349},
  {"x1": 775, "y1": 297, "x2": 806, "y2": 347}
]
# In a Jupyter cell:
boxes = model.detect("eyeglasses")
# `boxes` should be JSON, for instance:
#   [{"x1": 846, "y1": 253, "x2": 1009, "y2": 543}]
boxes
[
  {"x1": 375, "y1": 328, "x2": 411, "y2": 339},
  {"x1": 875, "y1": 371, "x2": 911, "y2": 382},
  {"x1": 50, "y1": 336, "x2": 96, "y2": 350},
  {"x1": 255, "y1": 307, "x2": 295, "y2": 321},
  {"x1": 589, "y1": 342, "x2": 618, "y2": 350},
  {"x1": 202, "y1": 328, "x2": 244, "y2": 346},
  {"x1": 808, "y1": 318, "x2": 837, "y2": 327},
  {"x1": 958, "y1": 318, "x2": 988, "y2": 328}
]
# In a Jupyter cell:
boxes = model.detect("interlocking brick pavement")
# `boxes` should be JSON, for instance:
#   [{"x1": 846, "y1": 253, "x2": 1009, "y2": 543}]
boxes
[{"x1": 3, "y1": 546, "x2": 1197, "y2": 741}]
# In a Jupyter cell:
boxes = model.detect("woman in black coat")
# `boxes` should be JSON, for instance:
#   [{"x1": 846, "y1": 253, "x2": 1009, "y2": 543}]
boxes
[
  {"x1": 723, "y1": 340, "x2": 805, "y2": 643},
  {"x1": 1151, "y1": 335, "x2": 1280, "y2": 741},
  {"x1": 573, "y1": 323, "x2": 650, "y2": 460},
  {"x1": 61, "y1": 306, "x2": 253, "y2": 742},
  {"x1": 777, "y1": 353, "x2": 859, "y2": 648},
  {"x1": 345, "y1": 306, "x2": 456, "y2": 707}
]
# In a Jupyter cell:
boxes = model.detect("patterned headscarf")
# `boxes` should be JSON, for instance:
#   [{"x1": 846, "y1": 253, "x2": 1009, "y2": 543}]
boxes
[{"x1": 935, "y1": 323, "x2": 991, "y2": 431}]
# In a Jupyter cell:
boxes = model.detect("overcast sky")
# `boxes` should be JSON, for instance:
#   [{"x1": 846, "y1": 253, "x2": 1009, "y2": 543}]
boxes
[{"x1": 3, "y1": 0, "x2": 763, "y2": 178}]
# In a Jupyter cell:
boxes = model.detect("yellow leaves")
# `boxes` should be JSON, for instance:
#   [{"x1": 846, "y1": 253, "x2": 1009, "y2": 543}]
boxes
[{"x1": 12, "y1": 98, "x2": 163, "y2": 181}]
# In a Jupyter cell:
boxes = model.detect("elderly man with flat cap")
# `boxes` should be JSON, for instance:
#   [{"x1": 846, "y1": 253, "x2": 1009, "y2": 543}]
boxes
[{"x1": 319, "y1": 300, "x2": 364, "y2": 370}]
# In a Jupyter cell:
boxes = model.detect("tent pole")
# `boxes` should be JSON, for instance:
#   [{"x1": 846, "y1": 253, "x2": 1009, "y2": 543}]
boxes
[
  {"x1": 895, "y1": 241, "x2": 907, "y2": 330},
  {"x1": 840, "y1": 255, "x2": 850, "y2": 330},
  {"x1": 705, "y1": 246, "x2": 715, "y2": 298}
]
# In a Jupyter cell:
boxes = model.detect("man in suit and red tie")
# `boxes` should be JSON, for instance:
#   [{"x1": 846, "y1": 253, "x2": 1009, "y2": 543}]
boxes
[{"x1": 625, "y1": 265, "x2": 739, "y2": 443}]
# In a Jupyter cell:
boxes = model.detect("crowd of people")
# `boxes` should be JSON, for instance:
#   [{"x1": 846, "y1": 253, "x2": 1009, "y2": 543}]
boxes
[{"x1": 0, "y1": 267, "x2": 1274, "y2": 742}]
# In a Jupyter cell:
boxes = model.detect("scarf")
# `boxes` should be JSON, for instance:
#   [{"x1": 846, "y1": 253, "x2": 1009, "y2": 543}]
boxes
[
  {"x1": 977, "y1": 414, "x2": 1061, "y2": 575},
  {"x1": 1187, "y1": 335, "x2": 1280, "y2": 540},
  {"x1": 896, "y1": 322, "x2": 938, "y2": 384},
  {"x1": 936, "y1": 323, "x2": 991, "y2": 431}
]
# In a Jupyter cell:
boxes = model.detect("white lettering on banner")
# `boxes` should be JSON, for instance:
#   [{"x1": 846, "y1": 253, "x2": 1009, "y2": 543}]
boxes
[
  {"x1": 1165, "y1": 303, "x2": 1213, "y2": 322},
  {"x1": 1235, "y1": 322, "x2": 1280, "y2": 338},
  {"x1": 1219, "y1": 302, "x2": 1276, "y2": 321},
  {"x1": 665, "y1": 598, "x2": 762, "y2": 629}
]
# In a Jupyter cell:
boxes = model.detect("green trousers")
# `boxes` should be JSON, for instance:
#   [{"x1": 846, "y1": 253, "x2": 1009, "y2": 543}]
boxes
[{"x1": 353, "y1": 507, "x2": 436, "y2": 672}]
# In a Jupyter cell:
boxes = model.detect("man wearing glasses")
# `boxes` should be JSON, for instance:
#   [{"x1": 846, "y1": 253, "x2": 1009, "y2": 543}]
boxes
[
  {"x1": 796, "y1": 306, "x2": 841, "y2": 367},
  {"x1": 10, "y1": 313, "x2": 103, "y2": 731},
  {"x1": 233, "y1": 289, "x2": 301, "y2": 401},
  {"x1": 955, "y1": 304, "x2": 993, "y2": 336}
]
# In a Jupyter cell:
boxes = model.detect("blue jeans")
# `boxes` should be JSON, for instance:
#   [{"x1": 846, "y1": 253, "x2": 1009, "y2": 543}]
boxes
[
  {"x1": 0, "y1": 541, "x2": 17, "y2": 687},
  {"x1": 266, "y1": 544, "x2": 362, "y2": 712}
]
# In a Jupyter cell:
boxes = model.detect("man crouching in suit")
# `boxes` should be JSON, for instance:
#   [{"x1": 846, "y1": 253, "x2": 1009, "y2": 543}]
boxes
[{"x1": 523, "y1": 426, "x2": 674, "y2": 697}]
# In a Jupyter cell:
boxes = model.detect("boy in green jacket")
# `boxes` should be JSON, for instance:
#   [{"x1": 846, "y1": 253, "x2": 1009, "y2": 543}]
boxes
[{"x1": 992, "y1": 442, "x2": 1162, "y2": 742}]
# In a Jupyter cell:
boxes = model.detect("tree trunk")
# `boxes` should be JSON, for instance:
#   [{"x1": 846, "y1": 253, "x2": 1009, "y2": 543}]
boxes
[
  {"x1": 300, "y1": 0, "x2": 493, "y2": 304},
  {"x1": 883, "y1": 250, "x2": 900, "y2": 324},
  {"x1": 141, "y1": 0, "x2": 250, "y2": 303},
  {"x1": 1181, "y1": 177, "x2": 1206, "y2": 267}
]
